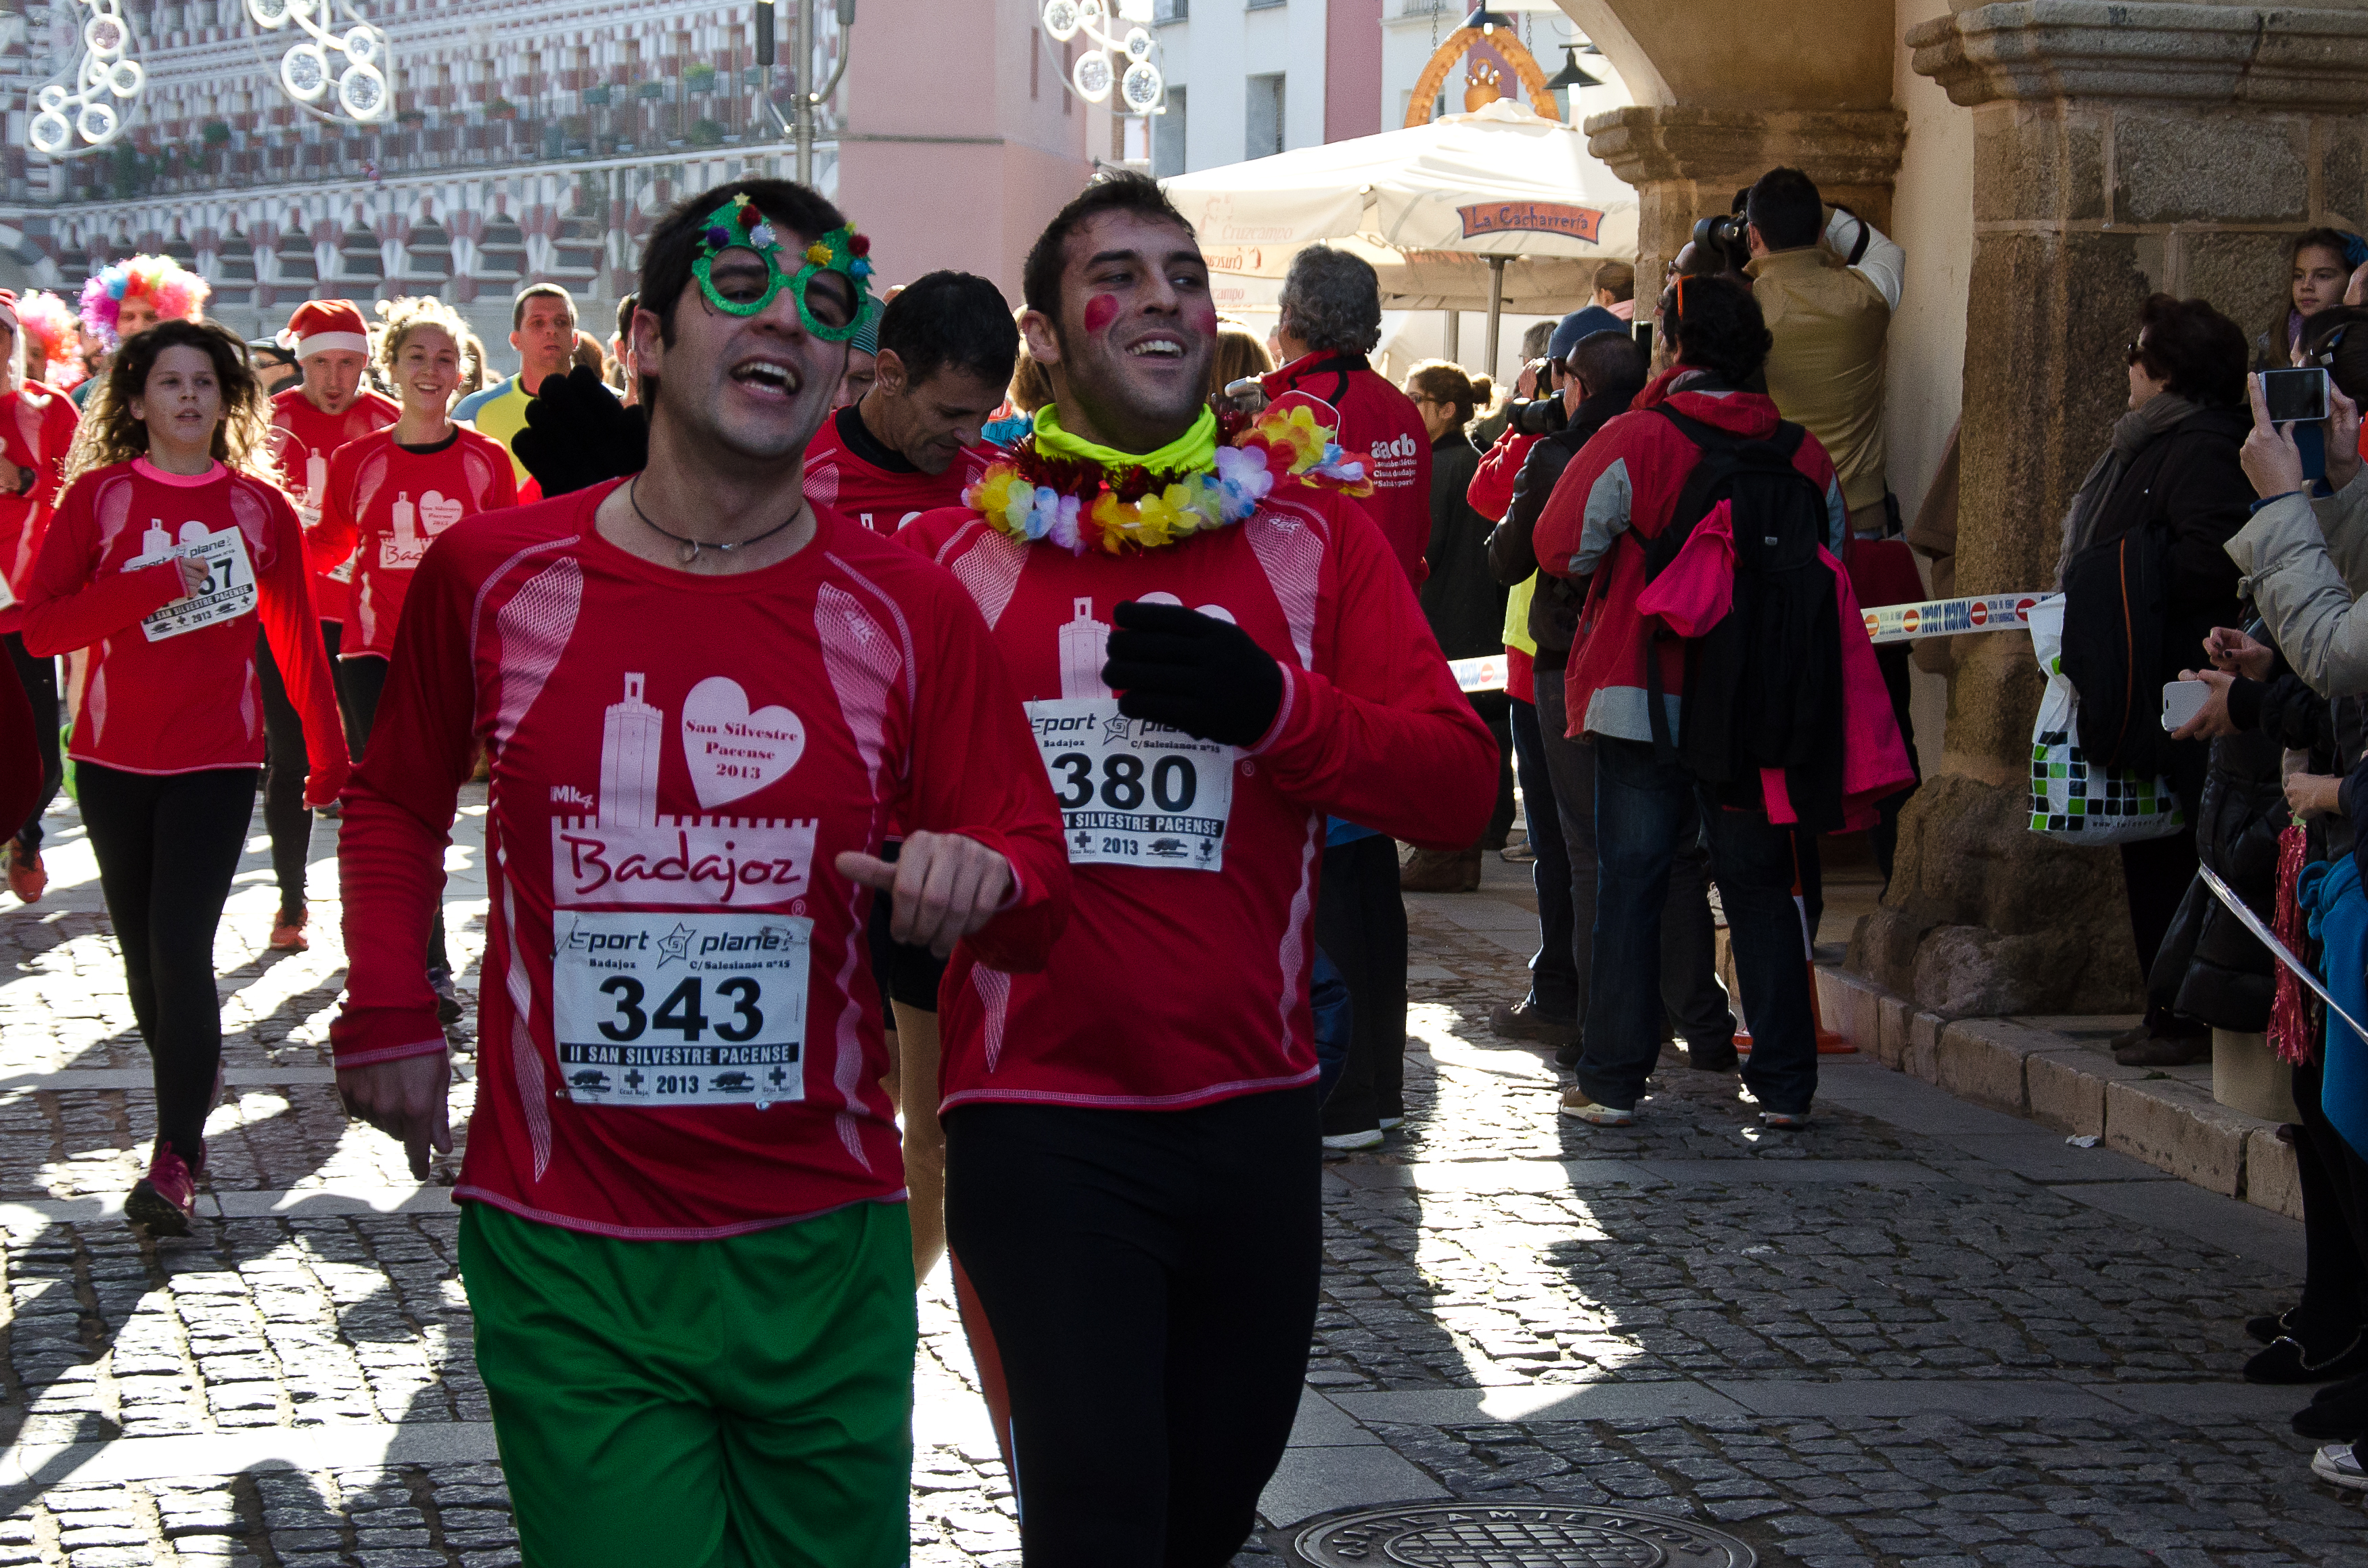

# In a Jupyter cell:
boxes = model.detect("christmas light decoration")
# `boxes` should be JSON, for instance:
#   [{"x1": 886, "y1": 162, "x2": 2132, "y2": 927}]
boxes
[
  {"x1": 1040, "y1": 0, "x2": 1162, "y2": 114},
  {"x1": 246, "y1": 0, "x2": 392, "y2": 124},
  {"x1": 25, "y1": 0, "x2": 146, "y2": 157}
]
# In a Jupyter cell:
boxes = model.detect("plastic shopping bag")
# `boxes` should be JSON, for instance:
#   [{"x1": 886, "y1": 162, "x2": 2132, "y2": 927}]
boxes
[{"x1": 2026, "y1": 596, "x2": 2185, "y2": 843}]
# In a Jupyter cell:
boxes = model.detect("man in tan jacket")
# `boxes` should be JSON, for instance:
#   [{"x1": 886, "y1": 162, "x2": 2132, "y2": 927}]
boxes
[{"x1": 1744, "y1": 166, "x2": 1905, "y2": 538}]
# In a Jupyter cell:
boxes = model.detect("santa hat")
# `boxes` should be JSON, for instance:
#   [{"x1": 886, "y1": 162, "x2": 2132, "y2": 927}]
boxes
[
  {"x1": 283, "y1": 299, "x2": 369, "y2": 359},
  {"x1": 0, "y1": 292, "x2": 20, "y2": 334}
]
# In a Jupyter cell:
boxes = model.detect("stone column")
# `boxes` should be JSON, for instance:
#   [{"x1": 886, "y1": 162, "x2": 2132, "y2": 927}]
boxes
[
  {"x1": 1859, "y1": 1, "x2": 2368, "y2": 1015},
  {"x1": 1584, "y1": 106, "x2": 1908, "y2": 291}
]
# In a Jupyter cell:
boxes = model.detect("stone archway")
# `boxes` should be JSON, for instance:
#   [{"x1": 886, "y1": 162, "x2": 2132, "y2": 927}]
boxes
[{"x1": 1548, "y1": 0, "x2": 1905, "y2": 285}]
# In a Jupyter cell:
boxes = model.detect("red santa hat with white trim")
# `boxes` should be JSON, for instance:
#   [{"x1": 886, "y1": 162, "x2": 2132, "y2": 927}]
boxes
[
  {"x1": 281, "y1": 299, "x2": 369, "y2": 359},
  {"x1": 0, "y1": 292, "x2": 20, "y2": 335}
]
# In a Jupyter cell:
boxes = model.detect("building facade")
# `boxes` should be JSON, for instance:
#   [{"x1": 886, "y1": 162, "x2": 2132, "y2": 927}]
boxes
[
  {"x1": 0, "y1": 0, "x2": 1099, "y2": 348},
  {"x1": 1152, "y1": 0, "x2": 1628, "y2": 177}
]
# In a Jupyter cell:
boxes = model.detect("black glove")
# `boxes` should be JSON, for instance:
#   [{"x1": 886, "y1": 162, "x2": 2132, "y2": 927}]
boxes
[
  {"x1": 1100, "y1": 600, "x2": 1284, "y2": 748},
  {"x1": 511, "y1": 363, "x2": 647, "y2": 497}
]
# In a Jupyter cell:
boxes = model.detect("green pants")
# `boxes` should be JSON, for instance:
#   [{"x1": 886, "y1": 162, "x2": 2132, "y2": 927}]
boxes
[{"x1": 459, "y1": 1200, "x2": 917, "y2": 1568}]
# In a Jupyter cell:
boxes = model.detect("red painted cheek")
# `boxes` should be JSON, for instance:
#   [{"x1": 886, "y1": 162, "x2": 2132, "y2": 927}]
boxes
[
  {"x1": 1083, "y1": 294, "x2": 1120, "y2": 334},
  {"x1": 1186, "y1": 299, "x2": 1219, "y2": 335}
]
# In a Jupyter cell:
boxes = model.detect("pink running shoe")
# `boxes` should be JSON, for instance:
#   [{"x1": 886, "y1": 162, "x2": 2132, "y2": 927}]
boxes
[
  {"x1": 268, "y1": 906, "x2": 309, "y2": 952},
  {"x1": 5, "y1": 838, "x2": 44, "y2": 905},
  {"x1": 125, "y1": 1147, "x2": 197, "y2": 1237}
]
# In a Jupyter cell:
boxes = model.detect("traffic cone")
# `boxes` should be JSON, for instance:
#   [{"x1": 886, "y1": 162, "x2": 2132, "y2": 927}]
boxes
[{"x1": 1733, "y1": 834, "x2": 1854, "y2": 1056}]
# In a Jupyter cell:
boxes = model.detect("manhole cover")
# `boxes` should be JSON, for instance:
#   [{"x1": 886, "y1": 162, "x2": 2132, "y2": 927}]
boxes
[{"x1": 1285, "y1": 1502, "x2": 1758, "y2": 1568}]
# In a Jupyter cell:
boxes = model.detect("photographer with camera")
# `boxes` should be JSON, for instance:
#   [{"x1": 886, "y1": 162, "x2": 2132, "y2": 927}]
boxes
[{"x1": 1737, "y1": 168, "x2": 1905, "y2": 539}]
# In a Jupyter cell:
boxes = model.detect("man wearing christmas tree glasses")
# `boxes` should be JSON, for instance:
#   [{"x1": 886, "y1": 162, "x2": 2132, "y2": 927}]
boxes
[
  {"x1": 899, "y1": 171, "x2": 1497, "y2": 1566},
  {"x1": 332, "y1": 178, "x2": 1071, "y2": 1568}
]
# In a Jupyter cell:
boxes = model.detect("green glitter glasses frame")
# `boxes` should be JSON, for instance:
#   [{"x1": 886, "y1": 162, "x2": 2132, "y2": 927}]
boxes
[{"x1": 689, "y1": 192, "x2": 879, "y2": 342}]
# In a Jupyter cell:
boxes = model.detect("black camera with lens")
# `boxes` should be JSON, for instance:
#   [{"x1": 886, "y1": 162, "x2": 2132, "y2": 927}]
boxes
[{"x1": 1691, "y1": 212, "x2": 1750, "y2": 272}]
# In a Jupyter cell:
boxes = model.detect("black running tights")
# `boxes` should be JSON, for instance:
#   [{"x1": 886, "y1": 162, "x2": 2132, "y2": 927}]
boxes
[
  {"x1": 254, "y1": 628, "x2": 312, "y2": 921},
  {"x1": 5, "y1": 632, "x2": 62, "y2": 852},
  {"x1": 343, "y1": 652, "x2": 451, "y2": 975},
  {"x1": 77, "y1": 764, "x2": 257, "y2": 1161},
  {"x1": 944, "y1": 1086, "x2": 1322, "y2": 1568}
]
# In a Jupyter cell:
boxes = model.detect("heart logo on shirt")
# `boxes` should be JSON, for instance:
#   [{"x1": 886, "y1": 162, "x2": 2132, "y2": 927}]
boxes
[
  {"x1": 417, "y1": 490, "x2": 465, "y2": 534},
  {"x1": 681, "y1": 676, "x2": 804, "y2": 809}
]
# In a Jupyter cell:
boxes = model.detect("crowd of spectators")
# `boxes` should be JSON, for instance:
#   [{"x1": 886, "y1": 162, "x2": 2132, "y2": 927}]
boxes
[{"x1": 1342, "y1": 162, "x2": 2368, "y2": 1491}]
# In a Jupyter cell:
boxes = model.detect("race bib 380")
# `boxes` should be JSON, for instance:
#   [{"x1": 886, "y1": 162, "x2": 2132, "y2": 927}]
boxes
[
  {"x1": 1026, "y1": 697, "x2": 1233, "y2": 871},
  {"x1": 551, "y1": 910, "x2": 810, "y2": 1109}
]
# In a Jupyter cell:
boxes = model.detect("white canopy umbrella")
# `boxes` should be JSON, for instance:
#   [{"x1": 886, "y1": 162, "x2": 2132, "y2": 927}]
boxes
[{"x1": 1161, "y1": 99, "x2": 1638, "y2": 377}]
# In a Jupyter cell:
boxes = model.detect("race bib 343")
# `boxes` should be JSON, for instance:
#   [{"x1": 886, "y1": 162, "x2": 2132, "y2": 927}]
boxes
[{"x1": 551, "y1": 910, "x2": 811, "y2": 1109}]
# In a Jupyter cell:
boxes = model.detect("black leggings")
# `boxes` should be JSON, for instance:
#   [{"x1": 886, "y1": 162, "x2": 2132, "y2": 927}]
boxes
[
  {"x1": 343, "y1": 652, "x2": 451, "y2": 975},
  {"x1": 78, "y1": 763, "x2": 258, "y2": 1162},
  {"x1": 255, "y1": 629, "x2": 312, "y2": 920},
  {"x1": 1315, "y1": 833, "x2": 1407, "y2": 1136},
  {"x1": 944, "y1": 1086, "x2": 1322, "y2": 1568},
  {"x1": 2293, "y1": 1056, "x2": 2368, "y2": 1333},
  {"x1": 5, "y1": 632, "x2": 62, "y2": 851}
]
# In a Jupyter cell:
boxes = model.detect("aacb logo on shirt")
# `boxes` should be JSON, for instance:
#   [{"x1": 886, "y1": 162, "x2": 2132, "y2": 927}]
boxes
[
  {"x1": 551, "y1": 673, "x2": 817, "y2": 908},
  {"x1": 1369, "y1": 431, "x2": 1421, "y2": 488}
]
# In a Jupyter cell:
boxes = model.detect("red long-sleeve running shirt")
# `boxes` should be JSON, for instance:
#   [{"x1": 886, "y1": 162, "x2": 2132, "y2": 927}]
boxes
[
  {"x1": 802, "y1": 403, "x2": 998, "y2": 535},
  {"x1": 318, "y1": 425, "x2": 516, "y2": 661},
  {"x1": 0, "y1": 383, "x2": 82, "y2": 636},
  {"x1": 901, "y1": 480, "x2": 1497, "y2": 1113},
  {"x1": 267, "y1": 387, "x2": 399, "y2": 624},
  {"x1": 20, "y1": 459, "x2": 346, "y2": 791},
  {"x1": 331, "y1": 482, "x2": 1072, "y2": 1237}
]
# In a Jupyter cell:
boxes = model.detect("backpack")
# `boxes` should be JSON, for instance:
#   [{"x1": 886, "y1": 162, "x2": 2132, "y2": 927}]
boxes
[
  {"x1": 2057, "y1": 524, "x2": 2170, "y2": 783},
  {"x1": 1641, "y1": 407, "x2": 1844, "y2": 810}
]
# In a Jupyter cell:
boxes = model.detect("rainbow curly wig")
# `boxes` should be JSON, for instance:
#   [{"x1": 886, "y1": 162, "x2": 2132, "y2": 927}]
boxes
[
  {"x1": 18, "y1": 291, "x2": 85, "y2": 390},
  {"x1": 78, "y1": 255, "x2": 208, "y2": 352}
]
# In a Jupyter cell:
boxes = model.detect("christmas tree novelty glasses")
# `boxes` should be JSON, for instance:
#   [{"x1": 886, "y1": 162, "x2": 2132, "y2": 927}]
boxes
[{"x1": 691, "y1": 193, "x2": 878, "y2": 342}]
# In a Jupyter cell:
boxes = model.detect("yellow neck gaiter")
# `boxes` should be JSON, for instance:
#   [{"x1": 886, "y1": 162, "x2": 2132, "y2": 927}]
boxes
[{"x1": 1032, "y1": 404, "x2": 1219, "y2": 476}]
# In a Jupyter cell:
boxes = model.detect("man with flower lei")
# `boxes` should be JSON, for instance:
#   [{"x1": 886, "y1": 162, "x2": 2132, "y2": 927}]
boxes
[{"x1": 896, "y1": 171, "x2": 1498, "y2": 1565}]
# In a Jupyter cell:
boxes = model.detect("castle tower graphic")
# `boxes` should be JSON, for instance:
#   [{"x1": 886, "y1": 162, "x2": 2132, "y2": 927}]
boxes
[
  {"x1": 391, "y1": 492, "x2": 418, "y2": 551},
  {"x1": 304, "y1": 449, "x2": 328, "y2": 514},
  {"x1": 599, "y1": 672, "x2": 662, "y2": 829},
  {"x1": 1059, "y1": 597, "x2": 1112, "y2": 700}
]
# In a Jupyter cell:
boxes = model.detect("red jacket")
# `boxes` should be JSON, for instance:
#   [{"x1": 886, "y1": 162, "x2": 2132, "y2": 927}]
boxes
[
  {"x1": 331, "y1": 482, "x2": 1070, "y2": 1238},
  {"x1": 899, "y1": 482, "x2": 1496, "y2": 1112},
  {"x1": 1533, "y1": 367, "x2": 1845, "y2": 743},
  {"x1": 0, "y1": 382, "x2": 80, "y2": 636},
  {"x1": 1261, "y1": 351, "x2": 1432, "y2": 586},
  {"x1": 1465, "y1": 428, "x2": 1539, "y2": 524}
]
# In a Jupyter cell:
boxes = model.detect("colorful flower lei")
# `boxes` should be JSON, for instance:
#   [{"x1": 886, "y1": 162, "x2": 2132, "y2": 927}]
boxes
[
  {"x1": 77, "y1": 254, "x2": 209, "y2": 352},
  {"x1": 968, "y1": 398, "x2": 1373, "y2": 555}
]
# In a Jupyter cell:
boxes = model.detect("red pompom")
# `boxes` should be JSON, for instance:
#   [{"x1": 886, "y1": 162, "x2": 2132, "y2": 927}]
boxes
[{"x1": 848, "y1": 233, "x2": 872, "y2": 257}]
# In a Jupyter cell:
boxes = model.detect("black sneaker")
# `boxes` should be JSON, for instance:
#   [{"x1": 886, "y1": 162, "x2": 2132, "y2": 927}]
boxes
[
  {"x1": 1488, "y1": 999, "x2": 1578, "y2": 1048},
  {"x1": 2250, "y1": 1331, "x2": 2368, "y2": 1386},
  {"x1": 2294, "y1": 1376, "x2": 2368, "y2": 1439}
]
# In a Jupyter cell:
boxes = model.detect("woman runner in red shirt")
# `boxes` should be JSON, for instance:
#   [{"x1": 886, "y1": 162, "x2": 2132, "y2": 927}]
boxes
[
  {"x1": 0, "y1": 289, "x2": 82, "y2": 904},
  {"x1": 315, "y1": 298, "x2": 515, "y2": 1012},
  {"x1": 22, "y1": 320, "x2": 347, "y2": 1234}
]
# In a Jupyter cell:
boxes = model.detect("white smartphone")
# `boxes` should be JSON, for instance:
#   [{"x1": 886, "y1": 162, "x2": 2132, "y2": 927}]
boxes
[{"x1": 2162, "y1": 678, "x2": 2212, "y2": 731}]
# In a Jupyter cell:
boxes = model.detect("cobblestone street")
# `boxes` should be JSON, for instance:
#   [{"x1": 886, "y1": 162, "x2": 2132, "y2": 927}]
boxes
[{"x1": 0, "y1": 794, "x2": 2362, "y2": 1565}]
